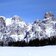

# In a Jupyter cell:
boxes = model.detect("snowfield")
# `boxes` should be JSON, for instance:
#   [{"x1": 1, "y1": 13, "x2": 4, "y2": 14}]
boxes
[{"x1": 0, "y1": 46, "x2": 56, "y2": 56}]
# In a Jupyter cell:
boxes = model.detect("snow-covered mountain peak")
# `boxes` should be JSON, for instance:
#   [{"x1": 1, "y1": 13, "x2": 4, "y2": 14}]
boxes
[
  {"x1": 12, "y1": 15, "x2": 22, "y2": 22},
  {"x1": 44, "y1": 12, "x2": 54, "y2": 19}
]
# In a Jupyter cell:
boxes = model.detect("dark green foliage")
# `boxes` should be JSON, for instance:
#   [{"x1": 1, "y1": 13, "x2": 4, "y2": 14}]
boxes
[
  {"x1": 8, "y1": 41, "x2": 28, "y2": 46},
  {"x1": 28, "y1": 38, "x2": 40, "y2": 46},
  {"x1": 1, "y1": 36, "x2": 56, "y2": 46},
  {"x1": 0, "y1": 41, "x2": 3, "y2": 46}
]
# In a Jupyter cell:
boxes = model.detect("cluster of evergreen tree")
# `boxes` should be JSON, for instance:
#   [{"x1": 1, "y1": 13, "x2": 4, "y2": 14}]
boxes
[{"x1": 0, "y1": 36, "x2": 56, "y2": 46}]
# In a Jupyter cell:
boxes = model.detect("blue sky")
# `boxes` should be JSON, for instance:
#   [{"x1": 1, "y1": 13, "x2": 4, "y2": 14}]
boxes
[{"x1": 0, "y1": 0, "x2": 56, "y2": 22}]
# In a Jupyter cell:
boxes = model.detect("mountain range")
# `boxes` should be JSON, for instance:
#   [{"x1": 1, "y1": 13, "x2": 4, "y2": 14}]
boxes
[{"x1": 0, "y1": 12, "x2": 56, "y2": 46}]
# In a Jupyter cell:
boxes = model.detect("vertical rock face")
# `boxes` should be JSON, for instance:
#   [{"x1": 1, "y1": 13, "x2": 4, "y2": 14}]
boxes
[
  {"x1": 0, "y1": 16, "x2": 6, "y2": 33},
  {"x1": 0, "y1": 16, "x2": 6, "y2": 44},
  {"x1": 0, "y1": 16, "x2": 6, "y2": 27}
]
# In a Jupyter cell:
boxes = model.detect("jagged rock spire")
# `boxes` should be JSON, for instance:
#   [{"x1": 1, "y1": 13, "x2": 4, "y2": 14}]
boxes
[{"x1": 44, "y1": 12, "x2": 54, "y2": 19}]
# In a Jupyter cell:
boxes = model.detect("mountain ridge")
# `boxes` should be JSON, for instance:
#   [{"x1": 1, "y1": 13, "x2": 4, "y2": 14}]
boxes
[{"x1": 0, "y1": 12, "x2": 56, "y2": 46}]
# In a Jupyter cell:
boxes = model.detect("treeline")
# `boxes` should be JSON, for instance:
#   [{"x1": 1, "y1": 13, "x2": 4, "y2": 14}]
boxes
[{"x1": 0, "y1": 36, "x2": 56, "y2": 46}]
